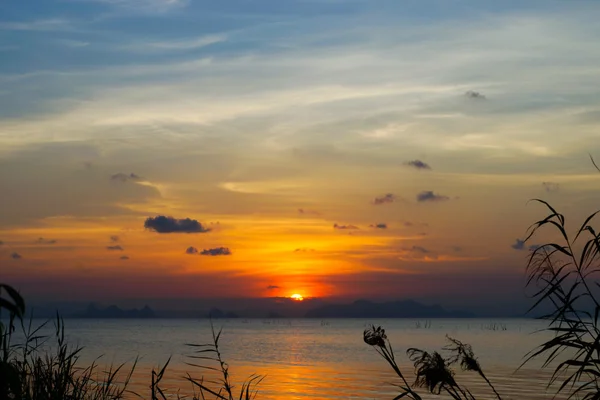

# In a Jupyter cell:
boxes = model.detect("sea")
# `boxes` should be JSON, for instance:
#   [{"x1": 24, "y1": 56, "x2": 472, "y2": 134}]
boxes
[{"x1": 19, "y1": 318, "x2": 564, "y2": 399}]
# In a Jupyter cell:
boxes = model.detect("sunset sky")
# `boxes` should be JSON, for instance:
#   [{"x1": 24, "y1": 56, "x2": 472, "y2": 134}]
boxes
[{"x1": 1, "y1": 0, "x2": 600, "y2": 307}]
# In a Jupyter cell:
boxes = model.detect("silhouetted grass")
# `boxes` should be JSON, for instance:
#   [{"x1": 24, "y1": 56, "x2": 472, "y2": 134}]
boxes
[
  {"x1": 364, "y1": 325, "x2": 501, "y2": 399},
  {"x1": 2, "y1": 156, "x2": 600, "y2": 399},
  {"x1": 1, "y1": 291, "x2": 261, "y2": 400}
]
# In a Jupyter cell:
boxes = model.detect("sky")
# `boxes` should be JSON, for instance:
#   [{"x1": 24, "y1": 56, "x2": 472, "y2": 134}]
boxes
[{"x1": 1, "y1": 0, "x2": 600, "y2": 308}]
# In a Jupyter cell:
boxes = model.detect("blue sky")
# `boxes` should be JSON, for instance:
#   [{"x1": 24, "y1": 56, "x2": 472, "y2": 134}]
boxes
[{"x1": 2, "y1": 0, "x2": 600, "y2": 304}]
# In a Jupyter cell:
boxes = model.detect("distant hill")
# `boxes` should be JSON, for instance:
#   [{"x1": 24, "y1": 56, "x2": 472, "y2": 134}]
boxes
[
  {"x1": 76, "y1": 303, "x2": 156, "y2": 318},
  {"x1": 304, "y1": 299, "x2": 474, "y2": 318}
]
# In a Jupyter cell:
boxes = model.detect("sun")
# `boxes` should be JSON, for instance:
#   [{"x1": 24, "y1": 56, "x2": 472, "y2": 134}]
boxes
[{"x1": 290, "y1": 293, "x2": 304, "y2": 301}]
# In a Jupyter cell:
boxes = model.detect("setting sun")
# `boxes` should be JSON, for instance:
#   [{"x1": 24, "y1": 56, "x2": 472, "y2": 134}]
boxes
[{"x1": 290, "y1": 294, "x2": 304, "y2": 301}]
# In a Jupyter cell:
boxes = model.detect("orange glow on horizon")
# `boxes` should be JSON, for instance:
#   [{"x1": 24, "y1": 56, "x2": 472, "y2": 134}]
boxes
[{"x1": 290, "y1": 293, "x2": 304, "y2": 301}]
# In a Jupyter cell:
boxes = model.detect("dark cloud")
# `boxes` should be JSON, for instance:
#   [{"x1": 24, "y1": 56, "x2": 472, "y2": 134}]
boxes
[
  {"x1": 200, "y1": 247, "x2": 231, "y2": 256},
  {"x1": 528, "y1": 244, "x2": 550, "y2": 252},
  {"x1": 36, "y1": 237, "x2": 57, "y2": 244},
  {"x1": 465, "y1": 90, "x2": 486, "y2": 100},
  {"x1": 542, "y1": 182, "x2": 560, "y2": 192},
  {"x1": 267, "y1": 285, "x2": 280, "y2": 290},
  {"x1": 10, "y1": 252, "x2": 22, "y2": 259},
  {"x1": 144, "y1": 216, "x2": 211, "y2": 234},
  {"x1": 416, "y1": 191, "x2": 449, "y2": 202},
  {"x1": 409, "y1": 246, "x2": 430, "y2": 254},
  {"x1": 0, "y1": 241, "x2": 3, "y2": 245},
  {"x1": 107, "y1": 245, "x2": 124, "y2": 251},
  {"x1": 452, "y1": 246, "x2": 463, "y2": 252},
  {"x1": 333, "y1": 223, "x2": 359, "y2": 230},
  {"x1": 120, "y1": 255, "x2": 130, "y2": 260},
  {"x1": 373, "y1": 193, "x2": 395, "y2": 205},
  {"x1": 185, "y1": 246, "x2": 198, "y2": 255},
  {"x1": 110, "y1": 235, "x2": 120, "y2": 242},
  {"x1": 405, "y1": 160, "x2": 431, "y2": 170},
  {"x1": 294, "y1": 248, "x2": 316, "y2": 252},
  {"x1": 370, "y1": 223, "x2": 388, "y2": 229},
  {"x1": 511, "y1": 239, "x2": 525, "y2": 251},
  {"x1": 111, "y1": 172, "x2": 142, "y2": 183}
]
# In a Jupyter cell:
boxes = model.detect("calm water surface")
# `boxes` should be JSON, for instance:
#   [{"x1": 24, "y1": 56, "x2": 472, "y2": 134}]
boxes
[{"x1": 34, "y1": 318, "x2": 561, "y2": 399}]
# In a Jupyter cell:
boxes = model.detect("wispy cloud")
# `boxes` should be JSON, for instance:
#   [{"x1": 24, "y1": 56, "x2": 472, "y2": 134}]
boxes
[
  {"x1": 111, "y1": 172, "x2": 142, "y2": 182},
  {"x1": 36, "y1": 237, "x2": 57, "y2": 244},
  {"x1": 107, "y1": 245, "x2": 124, "y2": 251},
  {"x1": 333, "y1": 223, "x2": 359, "y2": 230},
  {"x1": 200, "y1": 247, "x2": 231, "y2": 256},
  {"x1": 406, "y1": 245, "x2": 430, "y2": 254},
  {"x1": 88, "y1": 0, "x2": 190, "y2": 15},
  {"x1": 120, "y1": 255, "x2": 130, "y2": 260},
  {"x1": 110, "y1": 235, "x2": 120, "y2": 242},
  {"x1": 126, "y1": 35, "x2": 226, "y2": 53},
  {"x1": 542, "y1": 181, "x2": 560, "y2": 192},
  {"x1": 372, "y1": 193, "x2": 396, "y2": 205},
  {"x1": 58, "y1": 39, "x2": 90, "y2": 48},
  {"x1": 370, "y1": 223, "x2": 387, "y2": 229},
  {"x1": 294, "y1": 248, "x2": 316, "y2": 252},
  {"x1": 266, "y1": 285, "x2": 280, "y2": 290},
  {"x1": 416, "y1": 191, "x2": 449, "y2": 202},
  {"x1": 298, "y1": 208, "x2": 321, "y2": 216},
  {"x1": 10, "y1": 252, "x2": 22, "y2": 259},
  {"x1": 464, "y1": 90, "x2": 486, "y2": 100},
  {"x1": 0, "y1": 19, "x2": 74, "y2": 32}
]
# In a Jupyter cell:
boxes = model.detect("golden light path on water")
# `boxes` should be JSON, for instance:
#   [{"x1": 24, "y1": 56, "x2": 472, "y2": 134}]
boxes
[{"x1": 42, "y1": 318, "x2": 577, "y2": 399}]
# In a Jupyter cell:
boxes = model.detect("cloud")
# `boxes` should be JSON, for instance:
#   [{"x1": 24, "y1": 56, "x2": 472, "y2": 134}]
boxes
[
  {"x1": 542, "y1": 182, "x2": 560, "y2": 192},
  {"x1": 452, "y1": 246, "x2": 463, "y2": 252},
  {"x1": 129, "y1": 35, "x2": 226, "y2": 53},
  {"x1": 111, "y1": 172, "x2": 142, "y2": 182},
  {"x1": 120, "y1": 255, "x2": 130, "y2": 260},
  {"x1": 408, "y1": 246, "x2": 430, "y2": 254},
  {"x1": 372, "y1": 193, "x2": 396, "y2": 205},
  {"x1": 370, "y1": 223, "x2": 388, "y2": 229},
  {"x1": 36, "y1": 237, "x2": 57, "y2": 244},
  {"x1": 107, "y1": 245, "x2": 124, "y2": 251},
  {"x1": 403, "y1": 221, "x2": 414, "y2": 227},
  {"x1": 294, "y1": 248, "x2": 316, "y2": 252},
  {"x1": 298, "y1": 208, "x2": 321, "y2": 216},
  {"x1": 416, "y1": 191, "x2": 449, "y2": 202},
  {"x1": 333, "y1": 223, "x2": 359, "y2": 230},
  {"x1": 144, "y1": 216, "x2": 210, "y2": 233},
  {"x1": 267, "y1": 285, "x2": 280, "y2": 290},
  {"x1": 0, "y1": 241, "x2": 3, "y2": 245},
  {"x1": 0, "y1": 18, "x2": 73, "y2": 32},
  {"x1": 511, "y1": 239, "x2": 525, "y2": 251},
  {"x1": 58, "y1": 39, "x2": 90, "y2": 48},
  {"x1": 185, "y1": 246, "x2": 198, "y2": 255},
  {"x1": 10, "y1": 252, "x2": 22, "y2": 259},
  {"x1": 110, "y1": 235, "x2": 120, "y2": 242},
  {"x1": 465, "y1": 90, "x2": 486, "y2": 100},
  {"x1": 405, "y1": 160, "x2": 431, "y2": 170},
  {"x1": 200, "y1": 247, "x2": 231, "y2": 256},
  {"x1": 88, "y1": 0, "x2": 189, "y2": 15}
]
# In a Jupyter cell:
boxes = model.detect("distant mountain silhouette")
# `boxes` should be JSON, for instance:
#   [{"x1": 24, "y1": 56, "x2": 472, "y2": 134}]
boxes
[
  {"x1": 77, "y1": 303, "x2": 156, "y2": 318},
  {"x1": 304, "y1": 299, "x2": 474, "y2": 318},
  {"x1": 207, "y1": 307, "x2": 240, "y2": 319}
]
